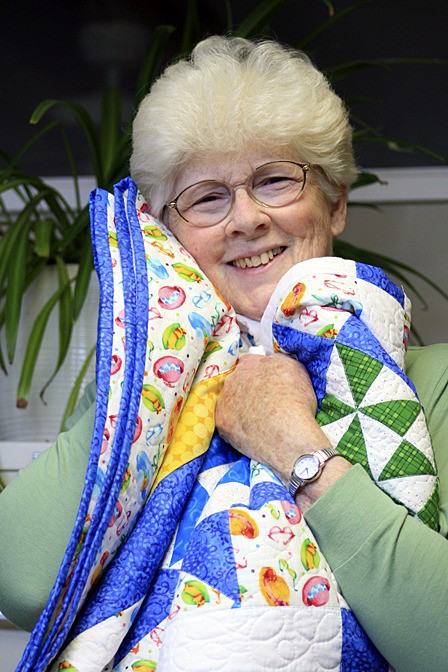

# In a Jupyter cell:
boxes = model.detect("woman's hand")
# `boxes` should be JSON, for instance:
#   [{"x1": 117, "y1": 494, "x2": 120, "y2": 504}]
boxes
[{"x1": 215, "y1": 353, "x2": 351, "y2": 511}]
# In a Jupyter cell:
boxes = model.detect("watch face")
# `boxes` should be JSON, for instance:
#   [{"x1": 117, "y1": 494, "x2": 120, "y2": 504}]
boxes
[{"x1": 295, "y1": 454, "x2": 320, "y2": 480}]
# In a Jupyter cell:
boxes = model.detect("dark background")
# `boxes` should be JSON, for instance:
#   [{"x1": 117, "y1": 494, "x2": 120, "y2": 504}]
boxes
[{"x1": 2, "y1": 0, "x2": 447, "y2": 175}]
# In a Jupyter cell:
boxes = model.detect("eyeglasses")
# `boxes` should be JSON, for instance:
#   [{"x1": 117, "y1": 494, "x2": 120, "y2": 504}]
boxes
[{"x1": 165, "y1": 160, "x2": 310, "y2": 227}]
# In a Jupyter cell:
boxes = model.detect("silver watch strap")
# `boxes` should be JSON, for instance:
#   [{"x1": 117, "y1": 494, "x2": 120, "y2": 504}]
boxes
[
  {"x1": 288, "y1": 470, "x2": 307, "y2": 498},
  {"x1": 288, "y1": 446, "x2": 339, "y2": 498},
  {"x1": 313, "y1": 446, "x2": 340, "y2": 464}
]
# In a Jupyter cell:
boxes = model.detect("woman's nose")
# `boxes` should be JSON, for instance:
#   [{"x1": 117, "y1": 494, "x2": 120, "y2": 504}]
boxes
[{"x1": 224, "y1": 186, "x2": 270, "y2": 237}]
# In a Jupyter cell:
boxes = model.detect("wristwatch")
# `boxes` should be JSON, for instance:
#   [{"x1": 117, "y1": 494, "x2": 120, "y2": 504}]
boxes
[{"x1": 288, "y1": 446, "x2": 340, "y2": 498}]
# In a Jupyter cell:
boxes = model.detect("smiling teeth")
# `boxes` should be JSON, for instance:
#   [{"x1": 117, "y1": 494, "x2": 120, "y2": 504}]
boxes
[{"x1": 232, "y1": 247, "x2": 283, "y2": 269}]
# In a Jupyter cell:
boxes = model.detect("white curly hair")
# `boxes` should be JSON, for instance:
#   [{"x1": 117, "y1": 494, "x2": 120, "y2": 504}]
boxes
[{"x1": 130, "y1": 35, "x2": 358, "y2": 217}]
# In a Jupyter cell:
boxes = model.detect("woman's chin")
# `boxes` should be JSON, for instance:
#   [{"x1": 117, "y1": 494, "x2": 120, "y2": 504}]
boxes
[{"x1": 230, "y1": 295, "x2": 270, "y2": 321}]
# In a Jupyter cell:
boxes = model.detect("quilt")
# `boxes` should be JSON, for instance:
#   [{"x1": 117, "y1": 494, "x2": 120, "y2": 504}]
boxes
[{"x1": 16, "y1": 178, "x2": 437, "y2": 672}]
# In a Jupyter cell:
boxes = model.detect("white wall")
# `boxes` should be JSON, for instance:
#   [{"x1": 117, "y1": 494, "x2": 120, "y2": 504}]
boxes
[
  {"x1": 0, "y1": 629, "x2": 30, "y2": 672},
  {"x1": 344, "y1": 167, "x2": 448, "y2": 345}
]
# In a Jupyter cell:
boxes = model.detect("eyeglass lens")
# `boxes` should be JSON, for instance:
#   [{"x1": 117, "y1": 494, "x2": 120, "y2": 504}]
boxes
[{"x1": 175, "y1": 161, "x2": 307, "y2": 225}]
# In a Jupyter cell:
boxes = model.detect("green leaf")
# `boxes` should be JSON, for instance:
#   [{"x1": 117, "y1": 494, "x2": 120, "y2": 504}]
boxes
[
  {"x1": 59, "y1": 345, "x2": 96, "y2": 433},
  {"x1": 1, "y1": 189, "x2": 56, "y2": 363},
  {"x1": 56, "y1": 257, "x2": 73, "y2": 362},
  {"x1": 15, "y1": 280, "x2": 70, "y2": 408},
  {"x1": 327, "y1": 57, "x2": 448, "y2": 81},
  {"x1": 180, "y1": 0, "x2": 200, "y2": 55},
  {"x1": 58, "y1": 124, "x2": 82, "y2": 211},
  {"x1": 30, "y1": 99, "x2": 101, "y2": 180},
  {"x1": 0, "y1": 340, "x2": 8, "y2": 375},
  {"x1": 321, "y1": 0, "x2": 335, "y2": 14},
  {"x1": 224, "y1": 0, "x2": 233, "y2": 32},
  {"x1": 354, "y1": 133, "x2": 446, "y2": 163},
  {"x1": 6, "y1": 120, "x2": 60, "y2": 170},
  {"x1": 99, "y1": 87, "x2": 122, "y2": 186},
  {"x1": 110, "y1": 132, "x2": 133, "y2": 184},
  {"x1": 4, "y1": 226, "x2": 30, "y2": 362},
  {"x1": 0, "y1": 177, "x2": 74, "y2": 234},
  {"x1": 39, "y1": 257, "x2": 73, "y2": 402},
  {"x1": 34, "y1": 218, "x2": 54, "y2": 258},
  {"x1": 0, "y1": 220, "x2": 23, "y2": 295},
  {"x1": 0, "y1": 175, "x2": 54, "y2": 197},
  {"x1": 72, "y1": 238, "x2": 94, "y2": 321},
  {"x1": 0, "y1": 256, "x2": 47, "y2": 370},
  {"x1": 232, "y1": 0, "x2": 293, "y2": 38},
  {"x1": 297, "y1": 0, "x2": 372, "y2": 51},
  {"x1": 349, "y1": 108, "x2": 446, "y2": 163},
  {"x1": 58, "y1": 207, "x2": 90, "y2": 254},
  {"x1": 135, "y1": 25, "x2": 176, "y2": 107},
  {"x1": 349, "y1": 170, "x2": 387, "y2": 191},
  {"x1": 41, "y1": 191, "x2": 73, "y2": 236}
]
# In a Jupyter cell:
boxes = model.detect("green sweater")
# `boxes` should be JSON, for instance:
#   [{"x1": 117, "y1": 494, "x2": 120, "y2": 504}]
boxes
[{"x1": 1, "y1": 345, "x2": 447, "y2": 672}]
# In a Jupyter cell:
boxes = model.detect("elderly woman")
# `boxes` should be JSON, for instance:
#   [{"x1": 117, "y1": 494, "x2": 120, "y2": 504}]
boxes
[{"x1": 1, "y1": 36, "x2": 447, "y2": 672}]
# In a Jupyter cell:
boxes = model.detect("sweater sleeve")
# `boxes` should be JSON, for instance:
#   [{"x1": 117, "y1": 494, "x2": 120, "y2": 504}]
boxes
[
  {"x1": 305, "y1": 343, "x2": 448, "y2": 672},
  {"x1": 0, "y1": 383, "x2": 95, "y2": 631}
]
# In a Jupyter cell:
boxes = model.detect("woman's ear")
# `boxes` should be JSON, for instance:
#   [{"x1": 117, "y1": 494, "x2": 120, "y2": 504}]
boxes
[{"x1": 330, "y1": 189, "x2": 347, "y2": 238}]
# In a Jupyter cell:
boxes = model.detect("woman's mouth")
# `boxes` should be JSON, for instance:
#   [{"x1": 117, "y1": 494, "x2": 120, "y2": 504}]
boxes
[{"x1": 231, "y1": 246, "x2": 284, "y2": 269}]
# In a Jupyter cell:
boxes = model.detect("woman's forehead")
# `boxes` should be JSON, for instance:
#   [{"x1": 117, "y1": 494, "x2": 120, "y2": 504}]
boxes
[{"x1": 175, "y1": 148, "x2": 301, "y2": 189}]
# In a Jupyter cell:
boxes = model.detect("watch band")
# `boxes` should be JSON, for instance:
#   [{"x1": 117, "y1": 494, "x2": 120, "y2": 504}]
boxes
[{"x1": 288, "y1": 446, "x2": 339, "y2": 498}]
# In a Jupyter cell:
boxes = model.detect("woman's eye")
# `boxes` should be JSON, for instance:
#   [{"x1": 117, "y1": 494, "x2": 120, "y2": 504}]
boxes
[
  {"x1": 192, "y1": 192, "x2": 226, "y2": 207},
  {"x1": 198, "y1": 193, "x2": 222, "y2": 203},
  {"x1": 185, "y1": 187, "x2": 229, "y2": 211},
  {"x1": 257, "y1": 176, "x2": 292, "y2": 189}
]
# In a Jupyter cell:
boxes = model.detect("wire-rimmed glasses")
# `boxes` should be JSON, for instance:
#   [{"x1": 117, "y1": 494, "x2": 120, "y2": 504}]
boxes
[{"x1": 165, "y1": 160, "x2": 310, "y2": 227}]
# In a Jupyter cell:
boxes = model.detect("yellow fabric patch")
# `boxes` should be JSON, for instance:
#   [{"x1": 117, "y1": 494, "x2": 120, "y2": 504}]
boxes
[{"x1": 151, "y1": 370, "x2": 232, "y2": 491}]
